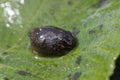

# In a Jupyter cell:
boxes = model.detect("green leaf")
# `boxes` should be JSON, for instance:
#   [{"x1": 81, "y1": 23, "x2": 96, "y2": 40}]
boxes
[{"x1": 0, "y1": 0, "x2": 120, "y2": 80}]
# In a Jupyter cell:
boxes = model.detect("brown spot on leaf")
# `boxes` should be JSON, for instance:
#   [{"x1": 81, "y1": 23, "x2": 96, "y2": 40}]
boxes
[
  {"x1": 68, "y1": 0, "x2": 73, "y2": 5},
  {"x1": 93, "y1": 0, "x2": 108, "y2": 8},
  {"x1": 2, "y1": 52, "x2": 8, "y2": 55},
  {"x1": 73, "y1": 72, "x2": 81, "y2": 80},
  {"x1": 76, "y1": 56, "x2": 81, "y2": 65},
  {"x1": 67, "y1": 74, "x2": 72, "y2": 78},
  {"x1": 89, "y1": 29, "x2": 96, "y2": 34},
  {"x1": 3, "y1": 77, "x2": 9, "y2": 80},
  {"x1": 17, "y1": 71, "x2": 32, "y2": 76},
  {"x1": 68, "y1": 72, "x2": 81, "y2": 80},
  {"x1": 98, "y1": 24, "x2": 103, "y2": 29},
  {"x1": 6, "y1": 45, "x2": 11, "y2": 48}
]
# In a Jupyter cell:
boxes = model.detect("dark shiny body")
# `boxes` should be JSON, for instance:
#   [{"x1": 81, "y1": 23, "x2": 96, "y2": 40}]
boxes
[{"x1": 29, "y1": 26, "x2": 76, "y2": 56}]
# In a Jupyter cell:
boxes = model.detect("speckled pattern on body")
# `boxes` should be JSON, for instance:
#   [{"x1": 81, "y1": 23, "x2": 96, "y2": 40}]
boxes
[{"x1": 29, "y1": 26, "x2": 76, "y2": 56}]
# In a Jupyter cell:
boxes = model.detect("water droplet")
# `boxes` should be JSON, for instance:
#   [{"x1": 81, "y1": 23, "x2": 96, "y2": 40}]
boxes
[
  {"x1": 0, "y1": 3, "x2": 5, "y2": 7},
  {"x1": 110, "y1": 64, "x2": 114, "y2": 68},
  {"x1": 20, "y1": 25, "x2": 23, "y2": 28},
  {"x1": 6, "y1": 23, "x2": 10, "y2": 27},
  {"x1": 77, "y1": 66, "x2": 80, "y2": 69},
  {"x1": 34, "y1": 56, "x2": 40, "y2": 60},
  {"x1": 86, "y1": 63, "x2": 90, "y2": 67},
  {"x1": 0, "y1": 1, "x2": 23, "y2": 27},
  {"x1": 20, "y1": 0, "x2": 25, "y2": 5},
  {"x1": 113, "y1": 57, "x2": 117, "y2": 60}
]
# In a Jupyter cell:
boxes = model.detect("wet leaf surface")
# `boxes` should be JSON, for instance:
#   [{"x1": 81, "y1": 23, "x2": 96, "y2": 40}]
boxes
[{"x1": 0, "y1": 0, "x2": 120, "y2": 80}]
